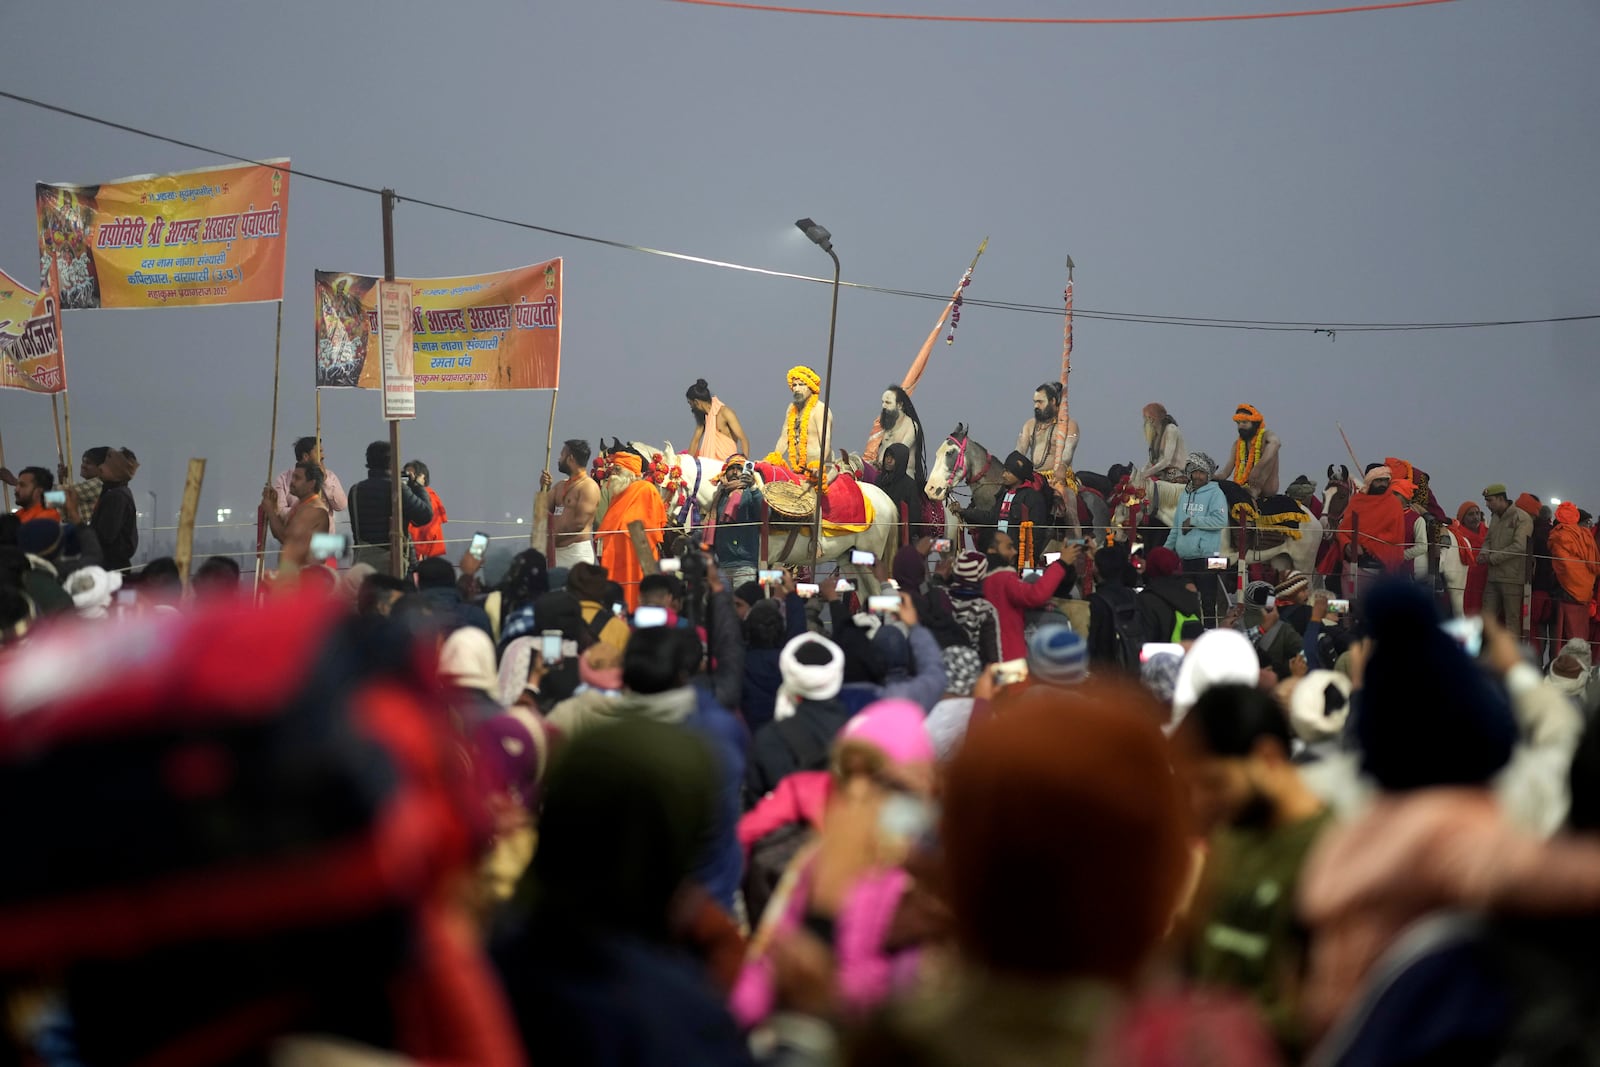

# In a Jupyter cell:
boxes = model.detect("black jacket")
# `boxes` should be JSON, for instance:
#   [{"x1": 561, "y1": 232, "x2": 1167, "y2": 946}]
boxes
[
  {"x1": 1138, "y1": 576, "x2": 1203, "y2": 645},
  {"x1": 91, "y1": 482, "x2": 139, "y2": 572},
  {"x1": 965, "y1": 480, "x2": 1049, "y2": 549},
  {"x1": 349, "y1": 470, "x2": 433, "y2": 546},
  {"x1": 744, "y1": 697, "x2": 852, "y2": 806}
]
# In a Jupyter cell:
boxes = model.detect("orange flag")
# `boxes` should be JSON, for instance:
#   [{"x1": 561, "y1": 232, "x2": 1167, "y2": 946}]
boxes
[{"x1": 862, "y1": 238, "x2": 988, "y2": 464}]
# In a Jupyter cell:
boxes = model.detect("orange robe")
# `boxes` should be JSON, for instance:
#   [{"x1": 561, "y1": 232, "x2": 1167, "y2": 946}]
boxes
[{"x1": 596, "y1": 478, "x2": 669, "y2": 610}]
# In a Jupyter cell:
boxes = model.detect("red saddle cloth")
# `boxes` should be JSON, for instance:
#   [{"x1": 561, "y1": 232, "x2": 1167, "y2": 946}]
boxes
[{"x1": 754, "y1": 464, "x2": 869, "y2": 527}]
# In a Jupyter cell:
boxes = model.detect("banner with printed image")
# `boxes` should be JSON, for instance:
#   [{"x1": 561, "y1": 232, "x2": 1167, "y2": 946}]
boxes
[
  {"x1": 37, "y1": 158, "x2": 290, "y2": 309},
  {"x1": 314, "y1": 259, "x2": 560, "y2": 391},
  {"x1": 0, "y1": 260, "x2": 66, "y2": 394}
]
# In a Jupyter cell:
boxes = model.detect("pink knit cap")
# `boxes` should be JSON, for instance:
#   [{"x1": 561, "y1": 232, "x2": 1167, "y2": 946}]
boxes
[{"x1": 837, "y1": 698, "x2": 935, "y2": 768}]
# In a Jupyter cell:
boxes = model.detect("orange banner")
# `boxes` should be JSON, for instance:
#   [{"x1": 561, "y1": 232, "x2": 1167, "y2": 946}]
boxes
[
  {"x1": 37, "y1": 159, "x2": 290, "y2": 309},
  {"x1": 0, "y1": 260, "x2": 66, "y2": 394},
  {"x1": 314, "y1": 260, "x2": 561, "y2": 391}
]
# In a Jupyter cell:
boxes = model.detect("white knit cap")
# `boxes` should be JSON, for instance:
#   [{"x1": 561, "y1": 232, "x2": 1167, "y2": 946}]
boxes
[
  {"x1": 66, "y1": 566, "x2": 122, "y2": 618},
  {"x1": 1170, "y1": 628, "x2": 1261, "y2": 732},
  {"x1": 775, "y1": 633, "x2": 845, "y2": 721},
  {"x1": 1288, "y1": 670, "x2": 1354, "y2": 743}
]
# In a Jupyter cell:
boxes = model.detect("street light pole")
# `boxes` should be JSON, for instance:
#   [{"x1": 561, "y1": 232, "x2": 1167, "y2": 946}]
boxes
[{"x1": 795, "y1": 219, "x2": 840, "y2": 561}]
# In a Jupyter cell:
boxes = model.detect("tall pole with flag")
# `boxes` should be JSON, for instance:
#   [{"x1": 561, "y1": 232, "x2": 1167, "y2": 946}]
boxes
[
  {"x1": 862, "y1": 238, "x2": 988, "y2": 465},
  {"x1": 1051, "y1": 256, "x2": 1081, "y2": 537}
]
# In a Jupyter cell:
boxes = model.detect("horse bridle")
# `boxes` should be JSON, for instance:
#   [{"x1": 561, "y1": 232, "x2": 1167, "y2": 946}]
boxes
[{"x1": 944, "y1": 432, "x2": 996, "y2": 489}]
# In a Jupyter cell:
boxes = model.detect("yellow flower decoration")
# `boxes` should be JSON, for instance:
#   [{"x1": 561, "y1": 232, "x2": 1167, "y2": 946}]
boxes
[{"x1": 786, "y1": 365, "x2": 821, "y2": 393}]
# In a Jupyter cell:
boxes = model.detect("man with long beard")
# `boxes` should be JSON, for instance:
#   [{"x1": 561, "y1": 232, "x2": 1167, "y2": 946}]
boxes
[
  {"x1": 765, "y1": 365, "x2": 834, "y2": 478},
  {"x1": 875, "y1": 385, "x2": 928, "y2": 486},
  {"x1": 1138, "y1": 402, "x2": 1188, "y2": 492},
  {"x1": 1016, "y1": 381, "x2": 1077, "y2": 477},
  {"x1": 594, "y1": 448, "x2": 669, "y2": 611},
  {"x1": 1223, "y1": 403, "x2": 1282, "y2": 499}
]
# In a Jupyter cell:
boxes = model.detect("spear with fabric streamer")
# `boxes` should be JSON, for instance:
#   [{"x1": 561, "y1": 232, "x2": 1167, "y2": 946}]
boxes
[
  {"x1": 1051, "y1": 256, "x2": 1082, "y2": 537},
  {"x1": 861, "y1": 237, "x2": 988, "y2": 464}
]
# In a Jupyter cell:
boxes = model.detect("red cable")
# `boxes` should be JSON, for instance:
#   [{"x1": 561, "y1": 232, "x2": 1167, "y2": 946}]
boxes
[{"x1": 670, "y1": 0, "x2": 1457, "y2": 25}]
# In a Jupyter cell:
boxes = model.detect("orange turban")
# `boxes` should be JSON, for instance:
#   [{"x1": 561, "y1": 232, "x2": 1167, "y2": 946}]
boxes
[
  {"x1": 1456, "y1": 501, "x2": 1481, "y2": 522},
  {"x1": 1232, "y1": 403, "x2": 1263, "y2": 424},
  {"x1": 1556, "y1": 501, "x2": 1580, "y2": 526},
  {"x1": 611, "y1": 452, "x2": 642, "y2": 476},
  {"x1": 1390, "y1": 478, "x2": 1417, "y2": 501},
  {"x1": 1384, "y1": 457, "x2": 1414, "y2": 482}
]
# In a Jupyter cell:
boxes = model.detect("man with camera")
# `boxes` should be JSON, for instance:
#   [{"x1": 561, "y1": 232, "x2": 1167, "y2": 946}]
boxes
[
  {"x1": 349, "y1": 440, "x2": 433, "y2": 574},
  {"x1": 707, "y1": 453, "x2": 764, "y2": 591},
  {"x1": 1166, "y1": 453, "x2": 1232, "y2": 627}
]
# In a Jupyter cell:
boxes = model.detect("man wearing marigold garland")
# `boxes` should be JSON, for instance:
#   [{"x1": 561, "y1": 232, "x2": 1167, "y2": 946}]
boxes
[
  {"x1": 766, "y1": 365, "x2": 835, "y2": 478},
  {"x1": 1223, "y1": 402, "x2": 1282, "y2": 499}
]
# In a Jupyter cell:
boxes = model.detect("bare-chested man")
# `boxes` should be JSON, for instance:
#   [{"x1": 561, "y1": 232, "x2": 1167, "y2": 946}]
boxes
[
  {"x1": 540, "y1": 438, "x2": 600, "y2": 568},
  {"x1": 263, "y1": 461, "x2": 332, "y2": 575}
]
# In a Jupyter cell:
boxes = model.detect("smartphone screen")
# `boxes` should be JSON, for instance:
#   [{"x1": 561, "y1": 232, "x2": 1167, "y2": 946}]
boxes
[
  {"x1": 850, "y1": 549, "x2": 875, "y2": 565},
  {"x1": 933, "y1": 538, "x2": 952, "y2": 553},
  {"x1": 309, "y1": 532, "x2": 346, "y2": 561},
  {"x1": 1140, "y1": 642, "x2": 1185, "y2": 663},
  {"x1": 758, "y1": 569, "x2": 784, "y2": 585},
  {"x1": 540, "y1": 629, "x2": 563, "y2": 663},
  {"x1": 658, "y1": 557, "x2": 682, "y2": 574},
  {"x1": 43, "y1": 490, "x2": 67, "y2": 507},
  {"x1": 634, "y1": 605, "x2": 669, "y2": 628},
  {"x1": 469, "y1": 532, "x2": 489, "y2": 559},
  {"x1": 867, "y1": 594, "x2": 902, "y2": 613}
]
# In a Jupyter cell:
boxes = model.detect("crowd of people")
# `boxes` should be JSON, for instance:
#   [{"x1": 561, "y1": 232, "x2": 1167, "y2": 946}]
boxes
[{"x1": 2, "y1": 391, "x2": 1600, "y2": 1065}]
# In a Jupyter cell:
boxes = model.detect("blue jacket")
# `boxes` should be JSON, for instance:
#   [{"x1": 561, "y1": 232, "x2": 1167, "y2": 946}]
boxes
[
  {"x1": 711, "y1": 489, "x2": 765, "y2": 569},
  {"x1": 1165, "y1": 482, "x2": 1230, "y2": 560}
]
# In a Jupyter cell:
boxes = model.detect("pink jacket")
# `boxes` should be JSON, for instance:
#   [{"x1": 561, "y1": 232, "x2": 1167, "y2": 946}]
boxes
[
  {"x1": 1298, "y1": 788, "x2": 1600, "y2": 1035},
  {"x1": 738, "y1": 771, "x2": 832, "y2": 855},
  {"x1": 730, "y1": 859, "x2": 920, "y2": 1028}
]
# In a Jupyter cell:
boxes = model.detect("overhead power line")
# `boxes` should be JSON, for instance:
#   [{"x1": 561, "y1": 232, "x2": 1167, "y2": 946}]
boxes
[
  {"x1": 3, "y1": 87, "x2": 1595, "y2": 336},
  {"x1": 669, "y1": 0, "x2": 1459, "y2": 26}
]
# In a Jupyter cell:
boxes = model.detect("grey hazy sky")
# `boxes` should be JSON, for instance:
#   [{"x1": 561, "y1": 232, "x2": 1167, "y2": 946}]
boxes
[{"x1": 2, "y1": 0, "x2": 1597, "y2": 554}]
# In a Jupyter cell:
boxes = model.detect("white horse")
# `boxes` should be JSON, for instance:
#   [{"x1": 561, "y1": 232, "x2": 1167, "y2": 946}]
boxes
[{"x1": 626, "y1": 440, "x2": 897, "y2": 591}]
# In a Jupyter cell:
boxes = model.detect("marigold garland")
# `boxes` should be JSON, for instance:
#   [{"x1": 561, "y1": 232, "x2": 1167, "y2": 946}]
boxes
[
  {"x1": 1232, "y1": 425, "x2": 1267, "y2": 484},
  {"x1": 784, "y1": 394, "x2": 820, "y2": 474},
  {"x1": 1019, "y1": 521, "x2": 1035, "y2": 570}
]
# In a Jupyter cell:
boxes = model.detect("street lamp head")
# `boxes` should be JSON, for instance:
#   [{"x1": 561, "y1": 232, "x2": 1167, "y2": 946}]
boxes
[{"x1": 795, "y1": 217, "x2": 833, "y2": 253}]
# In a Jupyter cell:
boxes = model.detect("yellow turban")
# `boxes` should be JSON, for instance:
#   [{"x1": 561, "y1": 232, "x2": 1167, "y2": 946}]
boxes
[{"x1": 787, "y1": 365, "x2": 821, "y2": 393}]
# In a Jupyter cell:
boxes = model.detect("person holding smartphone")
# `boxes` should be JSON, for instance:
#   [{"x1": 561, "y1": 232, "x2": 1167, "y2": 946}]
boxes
[
  {"x1": 1165, "y1": 453, "x2": 1231, "y2": 627},
  {"x1": 5, "y1": 466, "x2": 62, "y2": 524}
]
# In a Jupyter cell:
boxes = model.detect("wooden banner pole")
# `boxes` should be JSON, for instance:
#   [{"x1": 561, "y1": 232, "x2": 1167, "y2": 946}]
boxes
[
  {"x1": 61, "y1": 390, "x2": 75, "y2": 483},
  {"x1": 0, "y1": 421, "x2": 9, "y2": 512},
  {"x1": 175, "y1": 458, "x2": 206, "y2": 593},
  {"x1": 531, "y1": 388, "x2": 558, "y2": 551},
  {"x1": 49, "y1": 393, "x2": 66, "y2": 472},
  {"x1": 255, "y1": 301, "x2": 284, "y2": 592}
]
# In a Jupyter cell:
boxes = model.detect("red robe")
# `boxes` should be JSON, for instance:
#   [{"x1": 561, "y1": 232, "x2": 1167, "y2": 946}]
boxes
[{"x1": 1330, "y1": 491, "x2": 1410, "y2": 573}]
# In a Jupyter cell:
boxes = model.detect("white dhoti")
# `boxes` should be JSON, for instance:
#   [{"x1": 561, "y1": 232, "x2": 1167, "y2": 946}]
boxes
[{"x1": 555, "y1": 540, "x2": 595, "y2": 569}]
